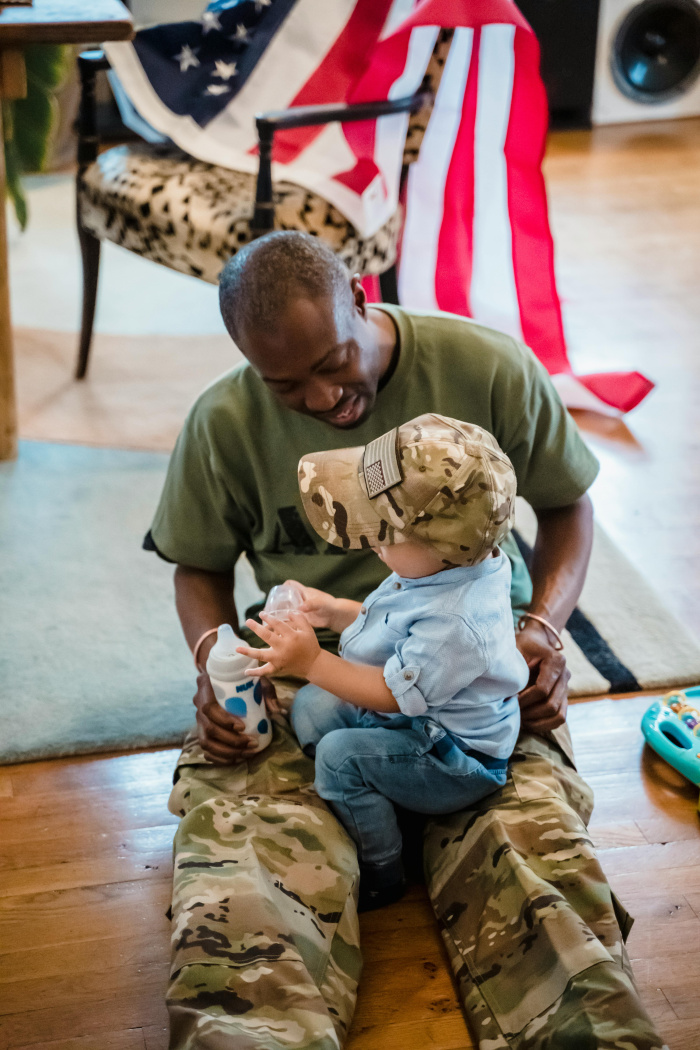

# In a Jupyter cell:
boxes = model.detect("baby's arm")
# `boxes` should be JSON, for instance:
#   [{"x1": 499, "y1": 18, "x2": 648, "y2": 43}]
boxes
[
  {"x1": 308, "y1": 651, "x2": 399, "y2": 713},
  {"x1": 237, "y1": 613, "x2": 399, "y2": 713}
]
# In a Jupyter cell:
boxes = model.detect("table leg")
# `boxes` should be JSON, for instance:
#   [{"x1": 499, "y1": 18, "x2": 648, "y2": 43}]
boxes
[
  {"x1": 0, "y1": 50, "x2": 26, "y2": 461},
  {"x1": 0, "y1": 98, "x2": 16, "y2": 460}
]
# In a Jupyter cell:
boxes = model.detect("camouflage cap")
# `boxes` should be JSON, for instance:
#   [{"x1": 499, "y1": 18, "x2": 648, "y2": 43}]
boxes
[{"x1": 298, "y1": 413, "x2": 516, "y2": 567}]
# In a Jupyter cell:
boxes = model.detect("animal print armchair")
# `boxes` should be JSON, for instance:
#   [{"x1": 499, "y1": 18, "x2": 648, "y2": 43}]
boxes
[{"x1": 74, "y1": 30, "x2": 453, "y2": 378}]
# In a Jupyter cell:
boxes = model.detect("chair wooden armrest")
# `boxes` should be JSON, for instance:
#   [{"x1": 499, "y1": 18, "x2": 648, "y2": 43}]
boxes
[{"x1": 252, "y1": 91, "x2": 432, "y2": 237}]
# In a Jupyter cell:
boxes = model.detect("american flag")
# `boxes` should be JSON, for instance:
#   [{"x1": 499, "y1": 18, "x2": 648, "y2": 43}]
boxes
[{"x1": 106, "y1": 0, "x2": 653, "y2": 415}]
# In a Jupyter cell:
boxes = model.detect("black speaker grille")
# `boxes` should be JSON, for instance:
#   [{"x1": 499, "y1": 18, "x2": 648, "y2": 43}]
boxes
[{"x1": 613, "y1": 0, "x2": 700, "y2": 102}]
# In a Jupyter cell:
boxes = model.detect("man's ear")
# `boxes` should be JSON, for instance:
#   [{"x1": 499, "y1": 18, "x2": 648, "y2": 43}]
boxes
[{"x1": 350, "y1": 274, "x2": 368, "y2": 318}]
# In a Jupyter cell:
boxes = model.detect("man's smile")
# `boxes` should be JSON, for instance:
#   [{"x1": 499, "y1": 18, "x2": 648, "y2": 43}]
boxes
[{"x1": 320, "y1": 394, "x2": 365, "y2": 427}]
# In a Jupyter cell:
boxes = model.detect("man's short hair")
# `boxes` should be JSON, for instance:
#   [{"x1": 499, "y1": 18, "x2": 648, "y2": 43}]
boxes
[{"x1": 219, "y1": 231, "x2": 354, "y2": 344}]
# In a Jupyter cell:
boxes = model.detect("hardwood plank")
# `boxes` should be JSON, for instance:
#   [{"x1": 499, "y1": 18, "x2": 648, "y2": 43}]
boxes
[
  {"x1": 0, "y1": 929, "x2": 169, "y2": 986},
  {"x1": 611, "y1": 865, "x2": 700, "y2": 901},
  {"x1": 0, "y1": 823, "x2": 175, "y2": 875},
  {"x1": 574, "y1": 745, "x2": 647, "y2": 777},
  {"x1": 626, "y1": 917, "x2": 700, "y2": 959},
  {"x1": 589, "y1": 821, "x2": 648, "y2": 849},
  {"x1": 359, "y1": 884, "x2": 435, "y2": 934},
  {"x1": 0, "y1": 770, "x2": 13, "y2": 798},
  {"x1": 636, "y1": 813, "x2": 700, "y2": 845},
  {"x1": 624, "y1": 952, "x2": 700, "y2": 987},
  {"x1": 9, "y1": 1031, "x2": 146, "y2": 1050},
  {"x1": 598, "y1": 839, "x2": 700, "y2": 878},
  {"x1": 348, "y1": 1014, "x2": 473, "y2": 1050},
  {"x1": 613, "y1": 893, "x2": 696, "y2": 926},
  {"x1": 8, "y1": 750, "x2": 179, "y2": 799},
  {"x1": 652, "y1": 1019, "x2": 700, "y2": 1050},
  {"x1": 0, "y1": 880, "x2": 172, "y2": 953},
  {"x1": 659, "y1": 979, "x2": 700, "y2": 1022},
  {"x1": 352, "y1": 954, "x2": 460, "y2": 1030},
  {"x1": 0, "y1": 793, "x2": 178, "y2": 846},
  {"x1": 635, "y1": 985, "x2": 678, "y2": 1026},
  {"x1": 0, "y1": 958, "x2": 167, "y2": 1019},
  {"x1": 142, "y1": 1025, "x2": 168, "y2": 1050},
  {"x1": 0, "y1": 990, "x2": 168, "y2": 1049},
  {"x1": 360, "y1": 917, "x2": 449, "y2": 964},
  {"x1": 684, "y1": 892, "x2": 700, "y2": 918},
  {"x1": 0, "y1": 829, "x2": 173, "y2": 898}
]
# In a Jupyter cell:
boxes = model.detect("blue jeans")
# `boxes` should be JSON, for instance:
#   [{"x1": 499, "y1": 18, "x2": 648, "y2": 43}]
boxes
[{"x1": 291, "y1": 684, "x2": 508, "y2": 876}]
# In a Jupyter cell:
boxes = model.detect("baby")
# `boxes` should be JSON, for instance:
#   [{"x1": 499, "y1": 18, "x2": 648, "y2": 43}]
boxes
[{"x1": 237, "y1": 413, "x2": 529, "y2": 911}]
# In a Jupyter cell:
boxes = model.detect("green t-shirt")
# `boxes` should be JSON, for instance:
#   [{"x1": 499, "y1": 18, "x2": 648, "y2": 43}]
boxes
[{"x1": 148, "y1": 306, "x2": 599, "y2": 614}]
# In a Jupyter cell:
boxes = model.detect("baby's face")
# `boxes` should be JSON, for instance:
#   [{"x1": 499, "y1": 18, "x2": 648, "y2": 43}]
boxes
[{"x1": 376, "y1": 541, "x2": 447, "y2": 579}]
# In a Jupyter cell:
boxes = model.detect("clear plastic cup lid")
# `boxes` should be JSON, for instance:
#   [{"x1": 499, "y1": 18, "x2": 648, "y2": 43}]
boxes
[{"x1": 264, "y1": 582, "x2": 305, "y2": 621}]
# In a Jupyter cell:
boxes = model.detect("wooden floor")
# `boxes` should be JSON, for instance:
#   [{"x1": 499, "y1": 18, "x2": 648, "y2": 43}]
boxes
[
  {"x1": 2, "y1": 120, "x2": 700, "y2": 1048},
  {"x1": 1, "y1": 697, "x2": 698, "y2": 1050}
]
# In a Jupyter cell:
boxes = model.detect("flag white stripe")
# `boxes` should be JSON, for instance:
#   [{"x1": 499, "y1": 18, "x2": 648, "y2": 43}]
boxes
[
  {"x1": 398, "y1": 27, "x2": 473, "y2": 310},
  {"x1": 207, "y1": 0, "x2": 358, "y2": 155},
  {"x1": 373, "y1": 25, "x2": 440, "y2": 233},
  {"x1": 469, "y1": 24, "x2": 523, "y2": 341},
  {"x1": 380, "y1": 0, "x2": 419, "y2": 40}
]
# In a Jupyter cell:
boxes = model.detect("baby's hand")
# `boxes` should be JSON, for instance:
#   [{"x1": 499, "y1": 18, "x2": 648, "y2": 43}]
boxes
[
  {"x1": 237, "y1": 612, "x2": 321, "y2": 679},
  {"x1": 284, "y1": 580, "x2": 337, "y2": 630}
]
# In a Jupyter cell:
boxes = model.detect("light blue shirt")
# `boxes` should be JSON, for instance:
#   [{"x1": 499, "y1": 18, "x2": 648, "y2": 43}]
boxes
[{"x1": 339, "y1": 550, "x2": 529, "y2": 759}]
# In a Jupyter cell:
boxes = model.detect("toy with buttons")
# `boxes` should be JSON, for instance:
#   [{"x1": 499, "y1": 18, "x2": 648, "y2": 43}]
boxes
[{"x1": 641, "y1": 687, "x2": 700, "y2": 808}]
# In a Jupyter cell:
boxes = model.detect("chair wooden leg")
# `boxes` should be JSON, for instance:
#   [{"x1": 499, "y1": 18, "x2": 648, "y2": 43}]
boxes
[
  {"x1": 76, "y1": 222, "x2": 101, "y2": 380},
  {"x1": 379, "y1": 263, "x2": 399, "y2": 305}
]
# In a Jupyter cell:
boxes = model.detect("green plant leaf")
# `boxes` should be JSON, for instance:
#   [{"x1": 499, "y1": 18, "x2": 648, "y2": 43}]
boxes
[
  {"x1": 4, "y1": 103, "x2": 27, "y2": 230},
  {"x1": 4, "y1": 44, "x2": 70, "y2": 227}
]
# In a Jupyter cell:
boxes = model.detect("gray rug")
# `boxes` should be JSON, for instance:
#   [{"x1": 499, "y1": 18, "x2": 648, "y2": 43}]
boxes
[
  {"x1": 2, "y1": 442, "x2": 700, "y2": 765},
  {"x1": 0, "y1": 442, "x2": 195, "y2": 765}
]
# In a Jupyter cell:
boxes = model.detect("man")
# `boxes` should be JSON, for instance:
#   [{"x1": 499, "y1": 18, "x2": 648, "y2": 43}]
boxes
[{"x1": 147, "y1": 232, "x2": 664, "y2": 1049}]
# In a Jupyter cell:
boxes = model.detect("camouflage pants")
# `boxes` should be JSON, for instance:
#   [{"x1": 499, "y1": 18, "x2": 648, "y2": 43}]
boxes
[{"x1": 166, "y1": 687, "x2": 666, "y2": 1050}]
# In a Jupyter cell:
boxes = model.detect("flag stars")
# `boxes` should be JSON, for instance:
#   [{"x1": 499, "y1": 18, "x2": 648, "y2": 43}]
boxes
[
  {"x1": 206, "y1": 83, "x2": 231, "y2": 96},
  {"x1": 232, "y1": 23, "x2": 249, "y2": 42},
  {"x1": 255, "y1": 0, "x2": 272, "y2": 11},
  {"x1": 201, "y1": 11, "x2": 222, "y2": 34},
  {"x1": 175, "y1": 44, "x2": 200, "y2": 72},
  {"x1": 213, "y1": 60, "x2": 238, "y2": 80}
]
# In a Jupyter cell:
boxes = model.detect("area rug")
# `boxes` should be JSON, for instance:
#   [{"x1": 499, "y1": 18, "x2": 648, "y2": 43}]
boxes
[{"x1": 2, "y1": 441, "x2": 700, "y2": 765}]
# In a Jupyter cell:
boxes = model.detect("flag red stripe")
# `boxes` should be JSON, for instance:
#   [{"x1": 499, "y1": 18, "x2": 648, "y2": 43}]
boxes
[
  {"x1": 434, "y1": 27, "x2": 479, "y2": 316},
  {"x1": 270, "y1": 0, "x2": 395, "y2": 165},
  {"x1": 504, "y1": 27, "x2": 568, "y2": 372}
]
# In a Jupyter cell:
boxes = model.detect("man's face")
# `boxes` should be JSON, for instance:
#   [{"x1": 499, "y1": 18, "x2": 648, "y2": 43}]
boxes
[{"x1": 236, "y1": 281, "x2": 387, "y2": 429}]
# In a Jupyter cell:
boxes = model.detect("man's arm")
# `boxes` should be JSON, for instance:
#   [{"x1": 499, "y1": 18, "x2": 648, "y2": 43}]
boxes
[
  {"x1": 174, "y1": 565, "x2": 262, "y2": 763},
  {"x1": 516, "y1": 493, "x2": 594, "y2": 731}
]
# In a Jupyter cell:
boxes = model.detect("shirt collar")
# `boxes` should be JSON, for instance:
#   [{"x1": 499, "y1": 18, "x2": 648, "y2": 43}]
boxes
[{"x1": 388, "y1": 549, "x2": 505, "y2": 589}]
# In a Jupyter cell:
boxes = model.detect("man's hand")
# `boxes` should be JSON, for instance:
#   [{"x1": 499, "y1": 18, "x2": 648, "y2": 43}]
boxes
[
  {"x1": 238, "y1": 612, "x2": 321, "y2": 679},
  {"x1": 193, "y1": 670, "x2": 271, "y2": 764},
  {"x1": 516, "y1": 621, "x2": 570, "y2": 732}
]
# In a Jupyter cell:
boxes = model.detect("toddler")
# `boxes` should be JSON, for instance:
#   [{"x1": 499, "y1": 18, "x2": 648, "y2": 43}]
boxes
[{"x1": 237, "y1": 413, "x2": 529, "y2": 910}]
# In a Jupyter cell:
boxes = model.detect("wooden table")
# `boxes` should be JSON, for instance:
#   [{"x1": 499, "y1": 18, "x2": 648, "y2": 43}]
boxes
[{"x1": 0, "y1": 0, "x2": 133, "y2": 460}]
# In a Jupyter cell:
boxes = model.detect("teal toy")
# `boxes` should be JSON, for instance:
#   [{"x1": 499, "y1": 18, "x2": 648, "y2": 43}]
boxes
[{"x1": 641, "y1": 689, "x2": 700, "y2": 808}]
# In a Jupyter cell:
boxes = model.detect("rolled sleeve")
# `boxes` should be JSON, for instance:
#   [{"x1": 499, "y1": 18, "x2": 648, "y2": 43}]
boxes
[
  {"x1": 383, "y1": 614, "x2": 486, "y2": 715},
  {"x1": 384, "y1": 656, "x2": 427, "y2": 716}
]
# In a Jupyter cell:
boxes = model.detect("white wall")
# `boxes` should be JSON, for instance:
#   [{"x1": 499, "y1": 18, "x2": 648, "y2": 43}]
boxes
[{"x1": 129, "y1": 0, "x2": 207, "y2": 29}]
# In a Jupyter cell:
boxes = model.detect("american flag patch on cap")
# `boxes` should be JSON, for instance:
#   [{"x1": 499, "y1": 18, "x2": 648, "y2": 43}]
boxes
[{"x1": 363, "y1": 428, "x2": 402, "y2": 499}]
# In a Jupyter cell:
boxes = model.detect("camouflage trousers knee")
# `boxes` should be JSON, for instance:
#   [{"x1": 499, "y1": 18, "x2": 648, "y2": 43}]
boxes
[{"x1": 166, "y1": 693, "x2": 666, "y2": 1050}]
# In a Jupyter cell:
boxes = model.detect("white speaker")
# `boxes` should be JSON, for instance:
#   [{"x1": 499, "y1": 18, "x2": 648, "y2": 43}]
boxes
[{"x1": 593, "y1": 0, "x2": 700, "y2": 123}]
